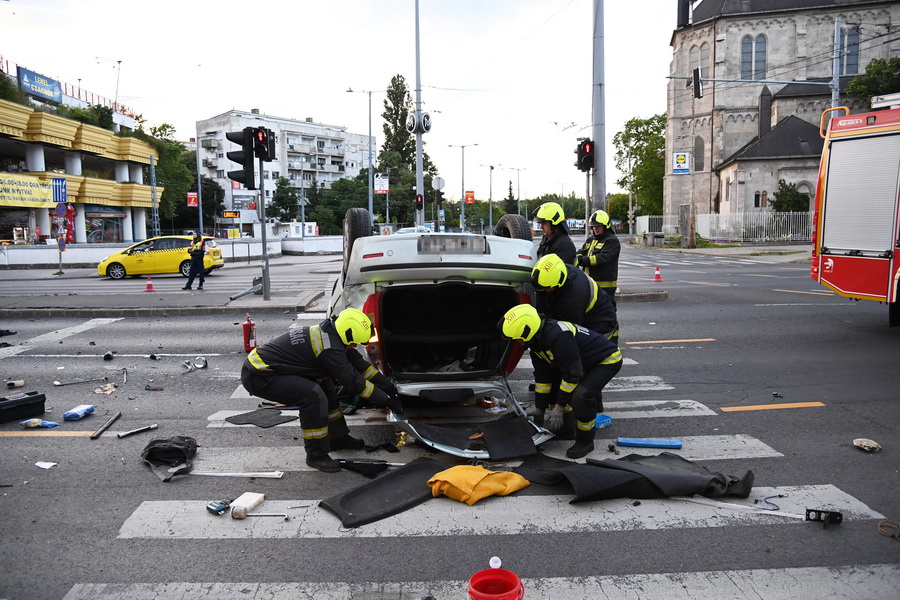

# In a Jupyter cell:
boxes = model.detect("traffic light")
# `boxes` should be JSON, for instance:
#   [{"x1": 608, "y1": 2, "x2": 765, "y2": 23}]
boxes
[
  {"x1": 575, "y1": 139, "x2": 594, "y2": 172},
  {"x1": 415, "y1": 194, "x2": 424, "y2": 211},
  {"x1": 692, "y1": 67, "x2": 703, "y2": 99},
  {"x1": 225, "y1": 127, "x2": 258, "y2": 190},
  {"x1": 254, "y1": 128, "x2": 276, "y2": 161}
]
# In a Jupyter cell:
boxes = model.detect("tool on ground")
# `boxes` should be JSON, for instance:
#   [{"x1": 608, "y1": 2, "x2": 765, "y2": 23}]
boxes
[
  {"x1": 117, "y1": 423, "x2": 158, "y2": 439},
  {"x1": 233, "y1": 510, "x2": 290, "y2": 520},
  {"x1": 616, "y1": 437, "x2": 682, "y2": 449},
  {"x1": 805, "y1": 508, "x2": 843, "y2": 529},
  {"x1": 53, "y1": 376, "x2": 108, "y2": 387},
  {"x1": 90, "y1": 411, "x2": 122, "y2": 439},
  {"x1": 190, "y1": 471, "x2": 284, "y2": 479},
  {"x1": 206, "y1": 497, "x2": 236, "y2": 515},
  {"x1": 182, "y1": 357, "x2": 208, "y2": 373}
]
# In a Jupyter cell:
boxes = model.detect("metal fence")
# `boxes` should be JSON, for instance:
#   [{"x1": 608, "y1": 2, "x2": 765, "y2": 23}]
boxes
[{"x1": 635, "y1": 212, "x2": 813, "y2": 243}]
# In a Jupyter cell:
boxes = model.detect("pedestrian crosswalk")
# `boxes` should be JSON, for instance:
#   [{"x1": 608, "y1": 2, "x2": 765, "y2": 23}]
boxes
[{"x1": 66, "y1": 339, "x2": 897, "y2": 599}]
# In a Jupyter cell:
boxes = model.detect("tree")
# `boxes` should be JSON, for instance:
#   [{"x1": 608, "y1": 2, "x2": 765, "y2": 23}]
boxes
[
  {"x1": 612, "y1": 114, "x2": 666, "y2": 216},
  {"x1": 769, "y1": 179, "x2": 810, "y2": 212},
  {"x1": 846, "y1": 58, "x2": 900, "y2": 108},
  {"x1": 267, "y1": 177, "x2": 300, "y2": 222},
  {"x1": 606, "y1": 193, "x2": 629, "y2": 224},
  {"x1": 180, "y1": 150, "x2": 225, "y2": 233},
  {"x1": 128, "y1": 123, "x2": 193, "y2": 225},
  {"x1": 502, "y1": 181, "x2": 518, "y2": 215}
]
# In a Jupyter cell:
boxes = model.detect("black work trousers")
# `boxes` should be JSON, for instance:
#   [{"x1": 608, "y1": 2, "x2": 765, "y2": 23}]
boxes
[
  {"x1": 240, "y1": 365, "x2": 350, "y2": 457},
  {"x1": 185, "y1": 256, "x2": 205, "y2": 288}
]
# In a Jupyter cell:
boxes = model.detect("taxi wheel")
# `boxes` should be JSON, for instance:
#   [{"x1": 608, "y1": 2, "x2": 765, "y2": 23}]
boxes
[
  {"x1": 342, "y1": 207, "x2": 372, "y2": 281},
  {"x1": 203, "y1": 269, "x2": 213, "y2": 276},
  {"x1": 180, "y1": 260, "x2": 191, "y2": 277},
  {"x1": 494, "y1": 214, "x2": 533, "y2": 241},
  {"x1": 107, "y1": 263, "x2": 127, "y2": 280}
]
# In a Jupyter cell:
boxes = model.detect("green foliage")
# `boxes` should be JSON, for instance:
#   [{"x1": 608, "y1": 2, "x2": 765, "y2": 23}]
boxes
[
  {"x1": 55, "y1": 104, "x2": 114, "y2": 130},
  {"x1": 846, "y1": 58, "x2": 900, "y2": 108},
  {"x1": 379, "y1": 75, "x2": 417, "y2": 168},
  {"x1": 0, "y1": 74, "x2": 28, "y2": 103},
  {"x1": 126, "y1": 125, "x2": 193, "y2": 222},
  {"x1": 769, "y1": 179, "x2": 810, "y2": 212},
  {"x1": 612, "y1": 114, "x2": 666, "y2": 216},
  {"x1": 174, "y1": 150, "x2": 225, "y2": 231},
  {"x1": 606, "y1": 193, "x2": 629, "y2": 223},
  {"x1": 267, "y1": 177, "x2": 300, "y2": 222},
  {"x1": 502, "y1": 181, "x2": 518, "y2": 215}
]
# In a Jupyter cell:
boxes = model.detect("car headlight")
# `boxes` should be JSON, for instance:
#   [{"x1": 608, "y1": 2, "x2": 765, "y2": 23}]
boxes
[{"x1": 100, "y1": 256, "x2": 109, "y2": 263}]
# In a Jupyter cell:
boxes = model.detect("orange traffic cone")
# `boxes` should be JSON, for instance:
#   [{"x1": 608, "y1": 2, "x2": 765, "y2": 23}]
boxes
[
  {"x1": 652, "y1": 266, "x2": 663, "y2": 282},
  {"x1": 144, "y1": 276, "x2": 155, "y2": 292}
]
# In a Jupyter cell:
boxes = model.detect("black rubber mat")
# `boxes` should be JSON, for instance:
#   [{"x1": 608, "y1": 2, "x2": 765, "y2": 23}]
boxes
[
  {"x1": 319, "y1": 457, "x2": 447, "y2": 528},
  {"x1": 513, "y1": 453, "x2": 576, "y2": 486},
  {"x1": 225, "y1": 408, "x2": 298, "y2": 428},
  {"x1": 404, "y1": 415, "x2": 538, "y2": 460}
]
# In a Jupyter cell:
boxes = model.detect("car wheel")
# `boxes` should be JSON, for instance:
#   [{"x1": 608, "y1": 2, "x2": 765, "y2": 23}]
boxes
[
  {"x1": 204, "y1": 269, "x2": 213, "y2": 276},
  {"x1": 493, "y1": 214, "x2": 533, "y2": 240},
  {"x1": 180, "y1": 260, "x2": 191, "y2": 277},
  {"x1": 342, "y1": 207, "x2": 373, "y2": 281},
  {"x1": 107, "y1": 263, "x2": 127, "y2": 280}
]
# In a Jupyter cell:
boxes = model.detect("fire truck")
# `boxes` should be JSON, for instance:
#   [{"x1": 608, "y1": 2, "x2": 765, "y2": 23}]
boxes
[{"x1": 810, "y1": 104, "x2": 900, "y2": 326}]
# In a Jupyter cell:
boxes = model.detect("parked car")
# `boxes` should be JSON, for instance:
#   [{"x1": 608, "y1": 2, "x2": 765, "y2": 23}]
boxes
[
  {"x1": 97, "y1": 235, "x2": 224, "y2": 280},
  {"x1": 329, "y1": 208, "x2": 552, "y2": 459}
]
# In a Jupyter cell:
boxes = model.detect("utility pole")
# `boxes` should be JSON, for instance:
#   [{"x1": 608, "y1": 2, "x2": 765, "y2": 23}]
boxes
[{"x1": 591, "y1": 0, "x2": 606, "y2": 212}]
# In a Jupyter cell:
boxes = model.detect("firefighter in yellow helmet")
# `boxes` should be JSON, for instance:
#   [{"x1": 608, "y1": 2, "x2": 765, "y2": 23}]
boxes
[
  {"x1": 577, "y1": 209, "x2": 621, "y2": 306},
  {"x1": 533, "y1": 202, "x2": 576, "y2": 264},
  {"x1": 241, "y1": 308, "x2": 402, "y2": 472},
  {"x1": 500, "y1": 304, "x2": 623, "y2": 459}
]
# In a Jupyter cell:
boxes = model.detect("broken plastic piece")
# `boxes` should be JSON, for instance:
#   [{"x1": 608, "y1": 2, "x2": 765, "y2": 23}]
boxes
[
  {"x1": 853, "y1": 438, "x2": 881, "y2": 452},
  {"x1": 772, "y1": 392, "x2": 783, "y2": 398},
  {"x1": 595, "y1": 414, "x2": 613, "y2": 429},
  {"x1": 805, "y1": 508, "x2": 843, "y2": 529},
  {"x1": 144, "y1": 385, "x2": 164, "y2": 391},
  {"x1": 616, "y1": 437, "x2": 682, "y2": 449}
]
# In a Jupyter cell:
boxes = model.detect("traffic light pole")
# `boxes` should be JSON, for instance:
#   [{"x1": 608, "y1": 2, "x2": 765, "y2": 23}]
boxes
[{"x1": 258, "y1": 155, "x2": 271, "y2": 301}]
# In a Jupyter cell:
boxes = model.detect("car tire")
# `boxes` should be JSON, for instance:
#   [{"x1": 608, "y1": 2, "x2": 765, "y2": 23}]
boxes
[
  {"x1": 107, "y1": 263, "x2": 127, "y2": 280},
  {"x1": 180, "y1": 260, "x2": 191, "y2": 277},
  {"x1": 493, "y1": 214, "x2": 533, "y2": 240},
  {"x1": 204, "y1": 269, "x2": 213, "y2": 276},
  {"x1": 342, "y1": 207, "x2": 372, "y2": 280}
]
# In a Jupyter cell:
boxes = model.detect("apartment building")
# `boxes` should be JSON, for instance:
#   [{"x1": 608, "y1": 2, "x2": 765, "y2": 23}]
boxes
[{"x1": 666, "y1": 0, "x2": 900, "y2": 216}]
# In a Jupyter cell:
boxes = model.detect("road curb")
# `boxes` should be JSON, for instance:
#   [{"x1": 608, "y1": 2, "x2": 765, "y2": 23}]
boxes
[{"x1": 618, "y1": 290, "x2": 668, "y2": 302}]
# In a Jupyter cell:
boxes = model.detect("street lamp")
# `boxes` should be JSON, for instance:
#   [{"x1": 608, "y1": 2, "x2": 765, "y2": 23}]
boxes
[
  {"x1": 506, "y1": 167, "x2": 526, "y2": 215},
  {"x1": 480, "y1": 164, "x2": 497, "y2": 230},
  {"x1": 346, "y1": 88, "x2": 379, "y2": 225},
  {"x1": 449, "y1": 143, "x2": 477, "y2": 231}
]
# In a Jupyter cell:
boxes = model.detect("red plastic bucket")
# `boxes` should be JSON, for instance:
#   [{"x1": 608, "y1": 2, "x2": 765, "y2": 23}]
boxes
[{"x1": 468, "y1": 568, "x2": 525, "y2": 600}]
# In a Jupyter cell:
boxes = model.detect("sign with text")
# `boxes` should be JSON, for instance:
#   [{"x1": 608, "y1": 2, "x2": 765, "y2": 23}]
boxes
[
  {"x1": 222, "y1": 211, "x2": 240, "y2": 218},
  {"x1": 0, "y1": 173, "x2": 55, "y2": 208},
  {"x1": 17, "y1": 66, "x2": 62, "y2": 102},
  {"x1": 374, "y1": 175, "x2": 389, "y2": 194},
  {"x1": 464, "y1": 190, "x2": 475, "y2": 204},
  {"x1": 673, "y1": 152, "x2": 691, "y2": 175},
  {"x1": 187, "y1": 192, "x2": 198, "y2": 207}
]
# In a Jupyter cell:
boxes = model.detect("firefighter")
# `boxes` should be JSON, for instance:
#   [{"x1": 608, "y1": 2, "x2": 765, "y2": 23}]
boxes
[
  {"x1": 241, "y1": 308, "x2": 402, "y2": 473},
  {"x1": 500, "y1": 304, "x2": 623, "y2": 459},
  {"x1": 533, "y1": 202, "x2": 576, "y2": 264},
  {"x1": 577, "y1": 209, "x2": 621, "y2": 306},
  {"x1": 531, "y1": 253, "x2": 619, "y2": 345}
]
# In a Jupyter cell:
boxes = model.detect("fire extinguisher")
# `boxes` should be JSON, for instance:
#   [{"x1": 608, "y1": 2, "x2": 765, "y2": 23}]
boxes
[{"x1": 243, "y1": 313, "x2": 257, "y2": 352}]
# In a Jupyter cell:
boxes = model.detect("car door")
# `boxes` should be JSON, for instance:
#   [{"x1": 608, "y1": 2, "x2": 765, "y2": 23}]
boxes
[{"x1": 124, "y1": 240, "x2": 157, "y2": 275}]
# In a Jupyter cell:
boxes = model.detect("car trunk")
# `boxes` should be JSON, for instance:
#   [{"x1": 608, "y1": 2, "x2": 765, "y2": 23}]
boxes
[{"x1": 375, "y1": 281, "x2": 525, "y2": 387}]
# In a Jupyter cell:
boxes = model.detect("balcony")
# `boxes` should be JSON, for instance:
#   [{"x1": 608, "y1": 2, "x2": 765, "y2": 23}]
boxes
[
  {"x1": 200, "y1": 138, "x2": 218, "y2": 149},
  {"x1": 202, "y1": 159, "x2": 216, "y2": 168},
  {"x1": 74, "y1": 123, "x2": 114, "y2": 155},
  {"x1": 114, "y1": 182, "x2": 156, "y2": 207},
  {"x1": 78, "y1": 176, "x2": 117, "y2": 203},
  {"x1": 24, "y1": 111, "x2": 79, "y2": 149},
  {"x1": 0, "y1": 99, "x2": 35, "y2": 139},
  {"x1": 115, "y1": 137, "x2": 157, "y2": 164}
]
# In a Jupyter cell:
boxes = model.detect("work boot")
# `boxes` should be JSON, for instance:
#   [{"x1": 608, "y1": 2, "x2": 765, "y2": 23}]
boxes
[
  {"x1": 566, "y1": 428, "x2": 596, "y2": 459},
  {"x1": 305, "y1": 453, "x2": 341, "y2": 473},
  {"x1": 330, "y1": 434, "x2": 365, "y2": 450},
  {"x1": 556, "y1": 410, "x2": 576, "y2": 440}
]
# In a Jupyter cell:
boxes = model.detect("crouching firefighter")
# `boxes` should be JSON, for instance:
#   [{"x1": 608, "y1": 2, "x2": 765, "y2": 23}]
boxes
[
  {"x1": 241, "y1": 308, "x2": 402, "y2": 473},
  {"x1": 500, "y1": 304, "x2": 623, "y2": 459}
]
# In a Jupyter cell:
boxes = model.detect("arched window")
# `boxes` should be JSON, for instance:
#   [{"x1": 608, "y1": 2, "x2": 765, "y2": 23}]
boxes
[
  {"x1": 690, "y1": 45, "x2": 700, "y2": 71},
  {"x1": 741, "y1": 35, "x2": 767, "y2": 80},
  {"x1": 700, "y1": 42, "x2": 710, "y2": 75},
  {"x1": 754, "y1": 191, "x2": 761, "y2": 208},
  {"x1": 841, "y1": 26, "x2": 860, "y2": 75},
  {"x1": 694, "y1": 136, "x2": 705, "y2": 172}
]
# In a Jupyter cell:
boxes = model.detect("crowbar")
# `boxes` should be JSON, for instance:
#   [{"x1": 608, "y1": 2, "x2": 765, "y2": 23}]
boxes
[
  {"x1": 53, "y1": 376, "x2": 108, "y2": 387},
  {"x1": 90, "y1": 411, "x2": 122, "y2": 440}
]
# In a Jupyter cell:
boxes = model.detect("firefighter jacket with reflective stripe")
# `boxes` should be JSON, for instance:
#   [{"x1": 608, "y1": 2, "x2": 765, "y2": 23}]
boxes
[
  {"x1": 536, "y1": 226, "x2": 577, "y2": 265},
  {"x1": 244, "y1": 319, "x2": 382, "y2": 402},
  {"x1": 534, "y1": 263, "x2": 617, "y2": 334},
  {"x1": 529, "y1": 318, "x2": 622, "y2": 407},
  {"x1": 577, "y1": 228, "x2": 620, "y2": 288}
]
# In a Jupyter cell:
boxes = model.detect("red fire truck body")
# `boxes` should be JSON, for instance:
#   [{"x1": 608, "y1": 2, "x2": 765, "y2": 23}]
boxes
[{"x1": 810, "y1": 106, "x2": 900, "y2": 326}]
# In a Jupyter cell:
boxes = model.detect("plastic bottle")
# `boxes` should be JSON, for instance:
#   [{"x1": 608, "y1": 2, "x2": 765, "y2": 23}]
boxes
[{"x1": 63, "y1": 404, "x2": 95, "y2": 421}]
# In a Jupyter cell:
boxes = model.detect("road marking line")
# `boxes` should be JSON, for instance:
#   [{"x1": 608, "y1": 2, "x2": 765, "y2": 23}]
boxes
[
  {"x1": 604, "y1": 399, "x2": 717, "y2": 418},
  {"x1": 605, "y1": 375, "x2": 674, "y2": 392},
  {"x1": 116, "y1": 484, "x2": 882, "y2": 539},
  {"x1": 755, "y1": 303, "x2": 854, "y2": 306},
  {"x1": 772, "y1": 288, "x2": 834, "y2": 296},
  {"x1": 0, "y1": 431, "x2": 93, "y2": 437},
  {"x1": 26, "y1": 318, "x2": 123, "y2": 343},
  {"x1": 722, "y1": 402, "x2": 826, "y2": 412},
  {"x1": 684, "y1": 281, "x2": 732, "y2": 287},
  {"x1": 744, "y1": 273, "x2": 779, "y2": 277},
  {"x1": 63, "y1": 564, "x2": 900, "y2": 600},
  {"x1": 627, "y1": 338, "x2": 715, "y2": 344},
  {"x1": 678, "y1": 269, "x2": 707, "y2": 273}
]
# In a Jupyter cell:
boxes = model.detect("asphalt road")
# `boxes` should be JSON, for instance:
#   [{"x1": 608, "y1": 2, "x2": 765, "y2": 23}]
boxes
[{"x1": 0, "y1": 245, "x2": 898, "y2": 600}]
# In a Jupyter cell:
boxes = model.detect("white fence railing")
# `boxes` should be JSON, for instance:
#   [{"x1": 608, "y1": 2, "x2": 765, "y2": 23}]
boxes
[{"x1": 635, "y1": 212, "x2": 813, "y2": 243}]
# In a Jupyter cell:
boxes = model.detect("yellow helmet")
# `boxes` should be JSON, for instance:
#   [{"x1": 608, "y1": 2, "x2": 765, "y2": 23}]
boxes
[
  {"x1": 533, "y1": 202, "x2": 565, "y2": 226},
  {"x1": 500, "y1": 304, "x2": 541, "y2": 343},
  {"x1": 334, "y1": 308, "x2": 372, "y2": 346},
  {"x1": 531, "y1": 253, "x2": 568, "y2": 291},
  {"x1": 588, "y1": 209, "x2": 610, "y2": 228}
]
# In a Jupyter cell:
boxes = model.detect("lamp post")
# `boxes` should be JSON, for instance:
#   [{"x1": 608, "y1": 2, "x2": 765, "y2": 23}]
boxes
[
  {"x1": 194, "y1": 133, "x2": 205, "y2": 235},
  {"x1": 382, "y1": 166, "x2": 398, "y2": 223},
  {"x1": 449, "y1": 143, "x2": 477, "y2": 231},
  {"x1": 506, "y1": 167, "x2": 526, "y2": 215},
  {"x1": 480, "y1": 164, "x2": 496, "y2": 229},
  {"x1": 346, "y1": 88, "x2": 377, "y2": 225}
]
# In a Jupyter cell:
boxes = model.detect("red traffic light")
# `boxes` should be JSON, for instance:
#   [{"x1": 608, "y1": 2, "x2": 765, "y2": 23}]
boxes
[{"x1": 256, "y1": 130, "x2": 267, "y2": 142}]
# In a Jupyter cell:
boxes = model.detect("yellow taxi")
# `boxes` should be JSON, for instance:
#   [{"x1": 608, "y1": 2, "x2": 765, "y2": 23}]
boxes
[{"x1": 97, "y1": 235, "x2": 224, "y2": 280}]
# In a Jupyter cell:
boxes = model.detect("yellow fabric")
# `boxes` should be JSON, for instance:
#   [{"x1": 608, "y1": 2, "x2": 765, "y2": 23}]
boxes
[{"x1": 427, "y1": 465, "x2": 530, "y2": 505}]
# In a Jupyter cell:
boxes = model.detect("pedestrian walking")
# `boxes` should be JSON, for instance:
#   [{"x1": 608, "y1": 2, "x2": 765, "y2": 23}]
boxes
[
  {"x1": 500, "y1": 303, "x2": 622, "y2": 459},
  {"x1": 241, "y1": 308, "x2": 402, "y2": 472}
]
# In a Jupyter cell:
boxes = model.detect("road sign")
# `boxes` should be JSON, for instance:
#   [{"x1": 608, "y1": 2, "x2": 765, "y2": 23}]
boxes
[
  {"x1": 52, "y1": 177, "x2": 67, "y2": 203},
  {"x1": 187, "y1": 192, "x2": 199, "y2": 207},
  {"x1": 55, "y1": 203, "x2": 66, "y2": 217},
  {"x1": 465, "y1": 190, "x2": 475, "y2": 204},
  {"x1": 57, "y1": 237, "x2": 66, "y2": 252},
  {"x1": 432, "y1": 177, "x2": 445, "y2": 191},
  {"x1": 374, "y1": 175, "x2": 389, "y2": 194},
  {"x1": 673, "y1": 152, "x2": 691, "y2": 175}
]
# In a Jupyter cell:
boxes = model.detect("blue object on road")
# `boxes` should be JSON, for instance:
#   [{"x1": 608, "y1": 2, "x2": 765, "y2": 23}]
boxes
[
  {"x1": 63, "y1": 404, "x2": 95, "y2": 421},
  {"x1": 595, "y1": 414, "x2": 613, "y2": 429},
  {"x1": 616, "y1": 437, "x2": 682, "y2": 449}
]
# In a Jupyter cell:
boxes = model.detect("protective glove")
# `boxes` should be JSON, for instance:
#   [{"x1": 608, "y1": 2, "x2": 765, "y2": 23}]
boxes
[
  {"x1": 384, "y1": 394, "x2": 403, "y2": 415},
  {"x1": 545, "y1": 405, "x2": 566, "y2": 432},
  {"x1": 370, "y1": 387, "x2": 403, "y2": 415},
  {"x1": 577, "y1": 255, "x2": 590, "y2": 268},
  {"x1": 380, "y1": 381, "x2": 399, "y2": 397}
]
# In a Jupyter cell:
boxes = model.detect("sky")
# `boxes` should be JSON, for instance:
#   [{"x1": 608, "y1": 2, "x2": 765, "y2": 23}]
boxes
[{"x1": 0, "y1": 0, "x2": 676, "y2": 205}]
